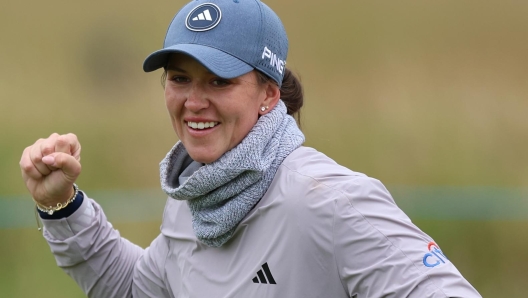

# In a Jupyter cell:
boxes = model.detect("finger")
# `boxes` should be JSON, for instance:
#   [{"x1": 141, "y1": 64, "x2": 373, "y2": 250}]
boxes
[
  {"x1": 40, "y1": 133, "x2": 64, "y2": 172},
  {"x1": 64, "y1": 133, "x2": 81, "y2": 161},
  {"x1": 20, "y1": 146, "x2": 43, "y2": 180},
  {"x1": 42, "y1": 133, "x2": 60, "y2": 156},
  {"x1": 29, "y1": 138, "x2": 52, "y2": 176},
  {"x1": 55, "y1": 134, "x2": 72, "y2": 154},
  {"x1": 43, "y1": 152, "x2": 82, "y2": 181}
]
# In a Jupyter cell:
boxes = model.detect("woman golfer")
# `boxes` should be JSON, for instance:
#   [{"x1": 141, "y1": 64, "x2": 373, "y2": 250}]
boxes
[{"x1": 20, "y1": 0, "x2": 481, "y2": 297}]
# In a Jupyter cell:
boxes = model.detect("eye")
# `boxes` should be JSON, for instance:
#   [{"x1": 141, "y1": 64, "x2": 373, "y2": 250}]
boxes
[
  {"x1": 211, "y1": 78, "x2": 231, "y2": 87},
  {"x1": 171, "y1": 76, "x2": 190, "y2": 83}
]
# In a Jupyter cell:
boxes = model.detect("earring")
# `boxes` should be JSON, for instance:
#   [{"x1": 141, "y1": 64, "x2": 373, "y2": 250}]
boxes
[{"x1": 260, "y1": 106, "x2": 266, "y2": 112}]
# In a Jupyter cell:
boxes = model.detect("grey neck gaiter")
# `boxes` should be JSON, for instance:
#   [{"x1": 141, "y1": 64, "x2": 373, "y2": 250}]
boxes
[{"x1": 159, "y1": 100, "x2": 305, "y2": 247}]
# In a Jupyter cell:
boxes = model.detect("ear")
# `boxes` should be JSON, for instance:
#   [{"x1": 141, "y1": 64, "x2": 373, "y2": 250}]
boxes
[{"x1": 258, "y1": 82, "x2": 281, "y2": 115}]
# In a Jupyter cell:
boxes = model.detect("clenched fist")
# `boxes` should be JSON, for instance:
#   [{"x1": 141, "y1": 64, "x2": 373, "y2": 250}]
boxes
[{"x1": 20, "y1": 133, "x2": 82, "y2": 207}]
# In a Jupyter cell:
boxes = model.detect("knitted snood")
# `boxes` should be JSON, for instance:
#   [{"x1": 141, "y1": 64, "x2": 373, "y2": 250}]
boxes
[{"x1": 160, "y1": 100, "x2": 305, "y2": 247}]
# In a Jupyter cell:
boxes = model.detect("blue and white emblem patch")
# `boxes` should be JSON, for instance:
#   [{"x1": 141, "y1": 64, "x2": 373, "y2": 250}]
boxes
[{"x1": 186, "y1": 3, "x2": 222, "y2": 32}]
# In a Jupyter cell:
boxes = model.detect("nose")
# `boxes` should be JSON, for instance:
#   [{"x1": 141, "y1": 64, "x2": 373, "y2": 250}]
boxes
[{"x1": 184, "y1": 82, "x2": 209, "y2": 112}]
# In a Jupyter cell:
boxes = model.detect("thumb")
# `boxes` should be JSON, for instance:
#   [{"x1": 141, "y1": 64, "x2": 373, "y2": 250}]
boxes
[{"x1": 42, "y1": 152, "x2": 82, "y2": 181}]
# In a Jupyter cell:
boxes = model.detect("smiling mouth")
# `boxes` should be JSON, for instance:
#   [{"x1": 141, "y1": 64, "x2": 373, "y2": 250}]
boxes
[{"x1": 187, "y1": 121, "x2": 219, "y2": 130}]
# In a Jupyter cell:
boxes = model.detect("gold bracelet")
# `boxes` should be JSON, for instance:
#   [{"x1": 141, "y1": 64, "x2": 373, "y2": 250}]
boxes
[{"x1": 34, "y1": 183, "x2": 79, "y2": 216}]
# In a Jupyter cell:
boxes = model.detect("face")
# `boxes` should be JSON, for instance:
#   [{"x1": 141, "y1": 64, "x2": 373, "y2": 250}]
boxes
[{"x1": 164, "y1": 53, "x2": 278, "y2": 164}]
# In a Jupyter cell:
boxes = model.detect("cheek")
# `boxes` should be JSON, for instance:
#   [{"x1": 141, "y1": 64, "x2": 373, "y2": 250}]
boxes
[
  {"x1": 164, "y1": 89, "x2": 180, "y2": 112},
  {"x1": 164, "y1": 88, "x2": 171, "y2": 108},
  {"x1": 234, "y1": 108, "x2": 260, "y2": 136},
  {"x1": 165, "y1": 97, "x2": 174, "y2": 112},
  {"x1": 165, "y1": 93, "x2": 183, "y2": 137}
]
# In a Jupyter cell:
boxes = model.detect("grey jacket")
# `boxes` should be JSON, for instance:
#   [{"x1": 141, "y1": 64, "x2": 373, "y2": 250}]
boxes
[{"x1": 42, "y1": 146, "x2": 482, "y2": 297}]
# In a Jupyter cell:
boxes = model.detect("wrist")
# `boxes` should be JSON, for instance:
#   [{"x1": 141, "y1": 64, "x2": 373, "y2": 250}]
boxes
[
  {"x1": 37, "y1": 185, "x2": 76, "y2": 208},
  {"x1": 34, "y1": 184, "x2": 79, "y2": 215},
  {"x1": 37, "y1": 190, "x2": 84, "y2": 220}
]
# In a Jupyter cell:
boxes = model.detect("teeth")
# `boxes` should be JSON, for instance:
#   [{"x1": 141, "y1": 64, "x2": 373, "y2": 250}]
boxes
[{"x1": 187, "y1": 121, "x2": 218, "y2": 130}]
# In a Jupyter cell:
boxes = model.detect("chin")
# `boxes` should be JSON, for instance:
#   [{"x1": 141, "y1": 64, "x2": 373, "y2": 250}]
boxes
[{"x1": 187, "y1": 151, "x2": 220, "y2": 165}]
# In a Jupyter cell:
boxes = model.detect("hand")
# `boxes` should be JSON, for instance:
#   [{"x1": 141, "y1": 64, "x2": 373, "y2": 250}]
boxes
[{"x1": 20, "y1": 133, "x2": 82, "y2": 207}]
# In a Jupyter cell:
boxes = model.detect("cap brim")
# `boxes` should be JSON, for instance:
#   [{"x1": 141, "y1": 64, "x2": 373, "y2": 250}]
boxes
[{"x1": 143, "y1": 44, "x2": 254, "y2": 79}]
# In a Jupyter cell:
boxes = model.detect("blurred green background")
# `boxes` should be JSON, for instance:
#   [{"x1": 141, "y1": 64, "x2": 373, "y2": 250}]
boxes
[{"x1": 1, "y1": 0, "x2": 527, "y2": 296}]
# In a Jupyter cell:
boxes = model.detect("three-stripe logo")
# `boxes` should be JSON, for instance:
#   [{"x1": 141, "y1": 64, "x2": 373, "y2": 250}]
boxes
[
  {"x1": 186, "y1": 3, "x2": 222, "y2": 32},
  {"x1": 192, "y1": 10, "x2": 212, "y2": 21},
  {"x1": 252, "y1": 262, "x2": 276, "y2": 284}
]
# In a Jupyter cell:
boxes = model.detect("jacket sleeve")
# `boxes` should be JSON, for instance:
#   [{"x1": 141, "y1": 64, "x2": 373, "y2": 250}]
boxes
[
  {"x1": 41, "y1": 192, "x2": 168, "y2": 298},
  {"x1": 332, "y1": 177, "x2": 482, "y2": 298}
]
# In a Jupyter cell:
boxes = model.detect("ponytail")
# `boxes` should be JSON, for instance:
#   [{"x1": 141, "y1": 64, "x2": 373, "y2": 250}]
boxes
[{"x1": 279, "y1": 69, "x2": 303, "y2": 127}]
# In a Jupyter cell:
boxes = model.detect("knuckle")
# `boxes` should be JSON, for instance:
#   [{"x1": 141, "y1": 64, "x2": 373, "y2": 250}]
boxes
[
  {"x1": 66, "y1": 132, "x2": 78, "y2": 140},
  {"x1": 19, "y1": 153, "x2": 25, "y2": 164},
  {"x1": 56, "y1": 136, "x2": 68, "y2": 146},
  {"x1": 30, "y1": 152, "x2": 42, "y2": 163},
  {"x1": 41, "y1": 143, "x2": 54, "y2": 155},
  {"x1": 21, "y1": 146, "x2": 30, "y2": 157},
  {"x1": 68, "y1": 133, "x2": 81, "y2": 146},
  {"x1": 20, "y1": 162, "x2": 33, "y2": 172},
  {"x1": 33, "y1": 138, "x2": 48, "y2": 150}
]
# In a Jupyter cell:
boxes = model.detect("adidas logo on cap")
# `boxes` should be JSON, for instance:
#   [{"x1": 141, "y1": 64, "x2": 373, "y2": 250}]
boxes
[
  {"x1": 186, "y1": 3, "x2": 222, "y2": 32},
  {"x1": 192, "y1": 9, "x2": 212, "y2": 21}
]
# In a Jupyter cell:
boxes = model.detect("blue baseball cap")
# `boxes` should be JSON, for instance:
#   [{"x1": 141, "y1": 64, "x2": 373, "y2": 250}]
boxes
[{"x1": 143, "y1": 0, "x2": 288, "y2": 87}]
